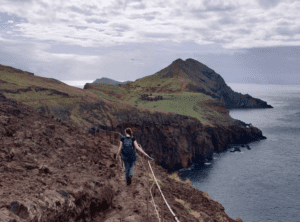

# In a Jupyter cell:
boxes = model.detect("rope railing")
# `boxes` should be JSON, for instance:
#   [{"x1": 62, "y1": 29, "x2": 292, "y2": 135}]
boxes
[
  {"x1": 92, "y1": 127, "x2": 180, "y2": 222},
  {"x1": 147, "y1": 160, "x2": 180, "y2": 222}
]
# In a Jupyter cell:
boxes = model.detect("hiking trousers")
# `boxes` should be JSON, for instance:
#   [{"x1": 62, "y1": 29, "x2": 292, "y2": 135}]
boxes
[{"x1": 123, "y1": 160, "x2": 135, "y2": 182}]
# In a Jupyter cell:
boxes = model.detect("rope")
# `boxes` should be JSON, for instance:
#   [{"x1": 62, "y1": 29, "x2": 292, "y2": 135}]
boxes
[
  {"x1": 139, "y1": 155, "x2": 161, "y2": 222},
  {"x1": 149, "y1": 180, "x2": 161, "y2": 222},
  {"x1": 93, "y1": 127, "x2": 180, "y2": 222},
  {"x1": 138, "y1": 149, "x2": 180, "y2": 222},
  {"x1": 147, "y1": 161, "x2": 180, "y2": 222}
]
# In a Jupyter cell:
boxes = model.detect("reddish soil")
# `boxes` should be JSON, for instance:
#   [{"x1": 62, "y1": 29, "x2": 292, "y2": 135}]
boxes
[
  {"x1": 0, "y1": 93, "x2": 244, "y2": 221},
  {"x1": 200, "y1": 100, "x2": 229, "y2": 115}
]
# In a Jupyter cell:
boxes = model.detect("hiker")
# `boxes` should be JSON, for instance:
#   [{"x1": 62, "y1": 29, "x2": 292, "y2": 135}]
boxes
[{"x1": 115, "y1": 128, "x2": 154, "y2": 185}]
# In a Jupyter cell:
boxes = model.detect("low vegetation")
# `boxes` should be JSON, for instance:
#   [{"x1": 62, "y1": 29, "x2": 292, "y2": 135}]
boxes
[
  {"x1": 168, "y1": 172, "x2": 193, "y2": 187},
  {"x1": 175, "y1": 198, "x2": 204, "y2": 221}
]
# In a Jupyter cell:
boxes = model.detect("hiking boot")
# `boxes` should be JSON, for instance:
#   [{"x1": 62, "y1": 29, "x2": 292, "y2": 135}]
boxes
[{"x1": 127, "y1": 175, "x2": 132, "y2": 185}]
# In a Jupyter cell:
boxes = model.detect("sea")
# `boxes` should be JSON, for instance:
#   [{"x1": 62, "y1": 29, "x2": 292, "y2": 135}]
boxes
[{"x1": 178, "y1": 83, "x2": 300, "y2": 222}]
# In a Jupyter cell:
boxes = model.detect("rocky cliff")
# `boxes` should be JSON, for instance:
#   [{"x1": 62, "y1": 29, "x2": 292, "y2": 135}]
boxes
[
  {"x1": 88, "y1": 104, "x2": 266, "y2": 172},
  {"x1": 0, "y1": 93, "x2": 244, "y2": 222},
  {"x1": 160, "y1": 58, "x2": 273, "y2": 109}
]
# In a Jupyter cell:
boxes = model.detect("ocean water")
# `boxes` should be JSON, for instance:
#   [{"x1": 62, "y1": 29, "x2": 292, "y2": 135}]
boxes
[{"x1": 179, "y1": 83, "x2": 300, "y2": 222}]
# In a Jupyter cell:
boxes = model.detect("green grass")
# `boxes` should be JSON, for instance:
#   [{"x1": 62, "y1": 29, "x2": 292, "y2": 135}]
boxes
[
  {"x1": 4, "y1": 90, "x2": 61, "y2": 102},
  {"x1": 131, "y1": 77, "x2": 184, "y2": 92},
  {"x1": 144, "y1": 173, "x2": 164, "y2": 186},
  {"x1": 88, "y1": 89, "x2": 123, "y2": 103},
  {"x1": 84, "y1": 84, "x2": 233, "y2": 125},
  {"x1": 126, "y1": 92, "x2": 224, "y2": 124},
  {"x1": 0, "y1": 71, "x2": 31, "y2": 87},
  {"x1": 0, "y1": 83, "x2": 21, "y2": 90},
  {"x1": 169, "y1": 172, "x2": 193, "y2": 187}
]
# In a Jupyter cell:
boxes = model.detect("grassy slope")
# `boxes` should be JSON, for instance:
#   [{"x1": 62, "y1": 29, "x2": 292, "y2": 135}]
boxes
[
  {"x1": 0, "y1": 69, "x2": 110, "y2": 127},
  {"x1": 0, "y1": 64, "x2": 235, "y2": 129},
  {"x1": 84, "y1": 68, "x2": 235, "y2": 126}
]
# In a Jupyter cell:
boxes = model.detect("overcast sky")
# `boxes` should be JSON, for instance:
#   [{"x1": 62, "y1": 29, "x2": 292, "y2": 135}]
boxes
[{"x1": 1, "y1": 0, "x2": 300, "y2": 89}]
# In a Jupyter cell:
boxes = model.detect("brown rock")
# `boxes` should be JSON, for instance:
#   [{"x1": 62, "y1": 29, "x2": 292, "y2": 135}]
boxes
[{"x1": 236, "y1": 217, "x2": 243, "y2": 222}]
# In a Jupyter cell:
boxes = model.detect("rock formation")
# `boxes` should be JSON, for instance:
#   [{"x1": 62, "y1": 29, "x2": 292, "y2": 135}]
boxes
[
  {"x1": 89, "y1": 108, "x2": 266, "y2": 172},
  {"x1": 159, "y1": 58, "x2": 273, "y2": 109},
  {"x1": 140, "y1": 93, "x2": 164, "y2": 101}
]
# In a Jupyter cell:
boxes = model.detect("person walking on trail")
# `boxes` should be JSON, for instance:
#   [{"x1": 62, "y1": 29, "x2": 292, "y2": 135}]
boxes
[{"x1": 115, "y1": 128, "x2": 154, "y2": 186}]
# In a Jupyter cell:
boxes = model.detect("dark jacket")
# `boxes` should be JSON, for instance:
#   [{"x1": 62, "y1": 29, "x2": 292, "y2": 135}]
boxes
[{"x1": 121, "y1": 136, "x2": 137, "y2": 162}]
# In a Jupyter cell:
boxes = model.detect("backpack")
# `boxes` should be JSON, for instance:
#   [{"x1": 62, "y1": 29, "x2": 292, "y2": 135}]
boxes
[{"x1": 121, "y1": 137, "x2": 136, "y2": 162}]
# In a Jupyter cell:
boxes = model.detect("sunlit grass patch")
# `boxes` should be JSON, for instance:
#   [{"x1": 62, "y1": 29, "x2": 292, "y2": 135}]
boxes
[
  {"x1": 175, "y1": 198, "x2": 204, "y2": 220},
  {"x1": 169, "y1": 172, "x2": 193, "y2": 187},
  {"x1": 143, "y1": 173, "x2": 164, "y2": 186}
]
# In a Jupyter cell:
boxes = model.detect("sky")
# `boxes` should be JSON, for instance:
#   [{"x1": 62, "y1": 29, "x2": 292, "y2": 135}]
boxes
[{"x1": 0, "y1": 0, "x2": 300, "y2": 89}]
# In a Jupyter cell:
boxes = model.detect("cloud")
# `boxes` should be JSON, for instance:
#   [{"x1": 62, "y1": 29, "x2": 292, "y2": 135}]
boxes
[
  {"x1": 60, "y1": 80, "x2": 95, "y2": 88},
  {"x1": 256, "y1": 0, "x2": 281, "y2": 9},
  {"x1": 202, "y1": 0, "x2": 238, "y2": 11},
  {"x1": 0, "y1": 0, "x2": 299, "y2": 86},
  {"x1": 109, "y1": 23, "x2": 131, "y2": 32},
  {"x1": 129, "y1": 11, "x2": 160, "y2": 21},
  {"x1": 86, "y1": 18, "x2": 108, "y2": 24},
  {"x1": 128, "y1": 1, "x2": 146, "y2": 10},
  {"x1": 0, "y1": 36, "x2": 103, "y2": 80},
  {"x1": 141, "y1": 32, "x2": 174, "y2": 39},
  {"x1": 0, "y1": 0, "x2": 299, "y2": 49},
  {"x1": 68, "y1": 6, "x2": 91, "y2": 15}
]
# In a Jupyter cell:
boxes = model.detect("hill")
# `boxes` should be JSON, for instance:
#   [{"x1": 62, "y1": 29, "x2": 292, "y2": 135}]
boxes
[
  {"x1": 89, "y1": 58, "x2": 272, "y2": 109},
  {"x1": 0, "y1": 61, "x2": 267, "y2": 172},
  {"x1": 93, "y1": 77, "x2": 133, "y2": 85},
  {"x1": 0, "y1": 93, "x2": 244, "y2": 222}
]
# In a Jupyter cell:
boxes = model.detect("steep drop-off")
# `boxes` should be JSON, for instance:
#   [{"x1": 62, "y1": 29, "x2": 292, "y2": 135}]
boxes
[{"x1": 89, "y1": 104, "x2": 265, "y2": 172}]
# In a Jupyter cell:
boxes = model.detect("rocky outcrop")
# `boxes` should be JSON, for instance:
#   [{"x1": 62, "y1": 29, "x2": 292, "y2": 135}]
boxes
[
  {"x1": 140, "y1": 93, "x2": 164, "y2": 101},
  {"x1": 90, "y1": 108, "x2": 266, "y2": 172},
  {"x1": 167, "y1": 58, "x2": 273, "y2": 109},
  {"x1": 0, "y1": 86, "x2": 69, "y2": 97}
]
